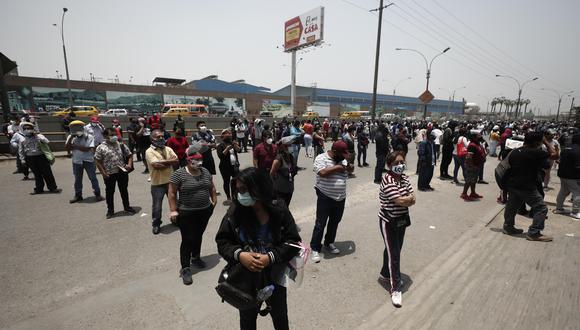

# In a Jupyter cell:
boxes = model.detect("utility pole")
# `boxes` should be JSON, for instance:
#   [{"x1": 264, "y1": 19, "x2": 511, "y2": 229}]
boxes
[
  {"x1": 59, "y1": 8, "x2": 73, "y2": 108},
  {"x1": 568, "y1": 97, "x2": 575, "y2": 122},
  {"x1": 290, "y1": 50, "x2": 296, "y2": 116},
  {"x1": 370, "y1": 1, "x2": 394, "y2": 121}
]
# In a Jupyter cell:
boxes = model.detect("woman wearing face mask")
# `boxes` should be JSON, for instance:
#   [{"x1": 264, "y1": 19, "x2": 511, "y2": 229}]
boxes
[
  {"x1": 270, "y1": 136, "x2": 297, "y2": 206},
  {"x1": 94, "y1": 128, "x2": 135, "y2": 219},
  {"x1": 168, "y1": 143, "x2": 217, "y2": 285},
  {"x1": 461, "y1": 131, "x2": 485, "y2": 201},
  {"x1": 18, "y1": 122, "x2": 61, "y2": 195},
  {"x1": 378, "y1": 151, "x2": 415, "y2": 308},
  {"x1": 215, "y1": 167, "x2": 301, "y2": 330},
  {"x1": 217, "y1": 129, "x2": 241, "y2": 205}
]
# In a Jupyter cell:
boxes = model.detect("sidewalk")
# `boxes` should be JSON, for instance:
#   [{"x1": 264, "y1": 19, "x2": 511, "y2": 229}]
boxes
[{"x1": 359, "y1": 187, "x2": 580, "y2": 330}]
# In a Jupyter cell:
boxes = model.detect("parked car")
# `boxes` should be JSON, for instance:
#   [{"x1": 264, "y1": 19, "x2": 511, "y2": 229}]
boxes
[
  {"x1": 99, "y1": 109, "x2": 128, "y2": 117},
  {"x1": 301, "y1": 111, "x2": 320, "y2": 120},
  {"x1": 209, "y1": 102, "x2": 229, "y2": 115},
  {"x1": 224, "y1": 109, "x2": 243, "y2": 118},
  {"x1": 52, "y1": 106, "x2": 99, "y2": 117},
  {"x1": 162, "y1": 105, "x2": 208, "y2": 118}
]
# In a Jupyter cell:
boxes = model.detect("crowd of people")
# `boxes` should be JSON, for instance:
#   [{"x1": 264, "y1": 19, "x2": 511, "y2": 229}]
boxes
[{"x1": 4, "y1": 112, "x2": 579, "y2": 328}]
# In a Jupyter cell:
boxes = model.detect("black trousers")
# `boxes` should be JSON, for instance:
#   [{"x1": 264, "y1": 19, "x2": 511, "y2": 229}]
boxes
[
  {"x1": 357, "y1": 145, "x2": 367, "y2": 165},
  {"x1": 418, "y1": 163, "x2": 434, "y2": 189},
  {"x1": 379, "y1": 219, "x2": 406, "y2": 292},
  {"x1": 103, "y1": 172, "x2": 130, "y2": 213},
  {"x1": 440, "y1": 145, "x2": 453, "y2": 177},
  {"x1": 219, "y1": 166, "x2": 236, "y2": 199},
  {"x1": 178, "y1": 206, "x2": 213, "y2": 268},
  {"x1": 309, "y1": 189, "x2": 345, "y2": 252},
  {"x1": 26, "y1": 154, "x2": 57, "y2": 192},
  {"x1": 239, "y1": 284, "x2": 289, "y2": 330},
  {"x1": 17, "y1": 155, "x2": 30, "y2": 177},
  {"x1": 375, "y1": 153, "x2": 386, "y2": 182}
]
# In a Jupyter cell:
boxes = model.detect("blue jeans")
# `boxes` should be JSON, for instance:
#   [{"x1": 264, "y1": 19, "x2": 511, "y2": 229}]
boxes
[
  {"x1": 290, "y1": 144, "x2": 301, "y2": 167},
  {"x1": 73, "y1": 161, "x2": 101, "y2": 197},
  {"x1": 151, "y1": 184, "x2": 168, "y2": 227}
]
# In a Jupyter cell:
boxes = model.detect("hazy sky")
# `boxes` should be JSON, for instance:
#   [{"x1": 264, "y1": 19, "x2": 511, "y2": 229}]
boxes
[{"x1": 2, "y1": 0, "x2": 579, "y2": 114}]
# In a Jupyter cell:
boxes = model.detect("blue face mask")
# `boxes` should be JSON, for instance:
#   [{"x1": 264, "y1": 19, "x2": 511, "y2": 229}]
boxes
[{"x1": 237, "y1": 192, "x2": 255, "y2": 207}]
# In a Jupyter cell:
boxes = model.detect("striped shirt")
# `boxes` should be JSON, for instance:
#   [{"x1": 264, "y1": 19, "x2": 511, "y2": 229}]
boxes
[
  {"x1": 379, "y1": 172, "x2": 413, "y2": 222},
  {"x1": 170, "y1": 167, "x2": 212, "y2": 211},
  {"x1": 313, "y1": 152, "x2": 347, "y2": 201}
]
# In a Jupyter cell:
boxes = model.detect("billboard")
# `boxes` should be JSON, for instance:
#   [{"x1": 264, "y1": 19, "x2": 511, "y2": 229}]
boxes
[
  {"x1": 284, "y1": 6, "x2": 324, "y2": 52},
  {"x1": 262, "y1": 99, "x2": 293, "y2": 118}
]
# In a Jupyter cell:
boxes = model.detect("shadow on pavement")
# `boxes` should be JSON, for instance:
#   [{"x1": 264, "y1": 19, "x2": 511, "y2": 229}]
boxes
[
  {"x1": 108, "y1": 206, "x2": 143, "y2": 219},
  {"x1": 322, "y1": 240, "x2": 356, "y2": 260},
  {"x1": 489, "y1": 227, "x2": 526, "y2": 239},
  {"x1": 78, "y1": 196, "x2": 106, "y2": 204},
  {"x1": 191, "y1": 254, "x2": 221, "y2": 275},
  {"x1": 160, "y1": 223, "x2": 179, "y2": 235},
  {"x1": 377, "y1": 273, "x2": 413, "y2": 294}
]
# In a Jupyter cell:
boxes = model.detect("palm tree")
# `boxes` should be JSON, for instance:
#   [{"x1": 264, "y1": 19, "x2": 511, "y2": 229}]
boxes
[
  {"x1": 491, "y1": 98, "x2": 498, "y2": 113},
  {"x1": 523, "y1": 99, "x2": 530, "y2": 114},
  {"x1": 497, "y1": 97, "x2": 505, "y2": 114}
]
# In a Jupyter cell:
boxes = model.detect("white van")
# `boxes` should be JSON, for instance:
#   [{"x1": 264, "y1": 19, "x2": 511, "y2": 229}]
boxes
[
  {"x1": 99, "y1": 109, "x2": 128, "y2": 117},
  {"x1": 380, "y1": 113, "x2": 397, "y2": 121}
]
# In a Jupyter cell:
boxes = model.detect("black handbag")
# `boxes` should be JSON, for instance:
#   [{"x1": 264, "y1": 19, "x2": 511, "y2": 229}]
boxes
[{"x1": 215, "y1": 262, "x2": 262, "y2": 310}]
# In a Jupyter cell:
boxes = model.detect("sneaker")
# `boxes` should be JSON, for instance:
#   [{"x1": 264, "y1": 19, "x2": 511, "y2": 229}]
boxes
[
  {"x1": 30, "y1": 190, "x2": 44, "y2": 195},
  {"x1": 95, "y1": 195, "x2": 104, "y2": 202},
  {"x1": 570, "y1": 213, "x2": 580, "y2": 220},
  {"x1": 502, "y1": 226, "x2": 524, "y2": 235},
  {"x1": 373, "y1": 180, "x2": 381, "y2": 184},
  {"x1": 552, "y1": 208, "x2": 569, "y2": 215},
  {"x1": 526, "y1": 233, "x2": 553, "y2": 242},
  {"x1": 48, "y1": 188, "x2": 62, "y2": 194},
  {"x1": 311, "y1": 251, "x2": 321, "y2": 263},
  {"x1": 180, "y1": 267, "x2": 193, "y2": 285},
  {"x1": 69, "y1": 195, "x2": 83, "y2": 204},
  {"x1": 124, "y1": 207, "x2": 136, "y2": 214},
  {"x1": 152, "y1": 225, "x2": 161, "y2": 235},
  {"x1": 191, "y1": 257, "x2": 206, "y2": 269},
  {"x1": 325, "y1": 243, "x2": 340, "y2": 254},
  {"x1": 106, "y1": 212, "x2": 114, "y2": 219},
  {"x1": 391, "y1": 291, "x2": 402, "y2": 308},
  {"x1": 426, "y1": 186, "x2": 435, "y2": 191},
  {"x1": 363, "y1": 163, "x2": 370, "y2": 167},
  {"x1": 469, "y1": 193, "x2": 483, "y2": 199},
  {"x1": 147, "y1": 177, "x2": 151, "y2": 182}
]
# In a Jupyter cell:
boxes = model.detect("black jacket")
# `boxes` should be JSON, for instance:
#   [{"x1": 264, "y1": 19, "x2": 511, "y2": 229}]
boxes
[
  {"x1": 215, "y1": 201, "x2": 301, "y2": 266},
  {"x1": 557, "y1": 144, "x2": 580, "y2": 179},
  {"x1": 375, "y1": 130, "x2": 391, "y2": 156}
]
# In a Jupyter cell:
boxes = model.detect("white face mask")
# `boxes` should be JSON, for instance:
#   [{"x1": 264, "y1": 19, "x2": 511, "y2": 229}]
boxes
[
  {"x1": 237, "y1": 192, "x2": 255, "y2": 207},
  {"x1": 266, "y1": 138, "x2": 273, "y2": 145},
  {"x1": 75, "y1": 131, "x2": 84, "y2": 137},
  {"x1": 24, "y1": 129, "x2": 34, "y2": 136},
  {"x1": 391, "y1": 163, "x2": 407, "y2": 175},
  {"x1": 189, "y1": 159, "x2": 203, "y2": 169},
  {"x1": 109, "y1": 136, "x2": 118, "y2": 143},
  {"x1": 200, "y1": 126, "x2": 207, "y2": 132}
]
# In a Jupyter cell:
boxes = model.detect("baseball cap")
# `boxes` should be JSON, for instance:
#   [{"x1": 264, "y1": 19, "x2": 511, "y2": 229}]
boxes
[
  {"x1": 69, "y1": 120, "x2": 85, "y2": 127},
  {"x1": 331, "y1": 140, "x2": 350, "y2": 158},
  {"x1": 186, "y1": 141, "x2": 207, "y2": 159}
]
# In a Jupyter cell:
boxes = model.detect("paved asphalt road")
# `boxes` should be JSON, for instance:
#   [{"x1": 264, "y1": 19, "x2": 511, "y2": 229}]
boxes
[{"x1": 1, "y1": 141, "x2": 578, "y2": 329}]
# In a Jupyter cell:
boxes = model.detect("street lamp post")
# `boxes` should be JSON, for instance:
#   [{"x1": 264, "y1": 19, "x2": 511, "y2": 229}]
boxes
[
  {"x1": 395, "y1": 47, "x2": 450, "y2": 119},
  {"x1": 58, "y1": 8, "x2": 73, "y2": 108},
  {"x1": 495, "y1": 75, "x2": 538, "y2": 119},
  {"x1": 393, "y1": 77, "x2": 412, "y2": 96},
  {"x1": 540, "y1": 88, "x2": 574, "y2": 122}
]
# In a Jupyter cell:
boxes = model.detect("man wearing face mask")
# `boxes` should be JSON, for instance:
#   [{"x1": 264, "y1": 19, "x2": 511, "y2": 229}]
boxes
[
  {"x1": 85, "y1": 116, "x2": 106, "y2": 146},
  {"x1": 9, "y1": 119, "x2": 31, "y2": 180},
  {"x1": 65, "y1": 120, "x2": 103, "y2": 203},
  {"x1": 310, "y1": 140, "x2": 354, "y2": 263},
  {"x1": 192, "y1": 121, "x2": 217, "y2": 179},
  {"x1": 253, "y1": 131, "x2": 277, "y2": 173},
  {"x1": 95, "y1": 128, "x2": 135, "y2": 219},
  {"x1": 146, "y1": 129, "x2": 179, "y2": 234},
  {"x1": 18, "y1": 122, "x2": 61, "y2": 195},
  {"x1": 417, "y1": 130, "x2": 437, "y2": 191}
]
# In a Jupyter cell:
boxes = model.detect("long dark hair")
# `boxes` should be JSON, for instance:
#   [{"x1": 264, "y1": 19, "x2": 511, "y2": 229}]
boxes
[{"x1": 235, "y1": 167, "x2": 274, "y2": 204}]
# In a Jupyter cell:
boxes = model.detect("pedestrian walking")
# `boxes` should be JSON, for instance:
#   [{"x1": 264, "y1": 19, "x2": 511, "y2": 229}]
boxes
[
  {"x1": 356, "y1": 126, "x2": 370, "y2": 167},
  {"x1": 310, "y1": 141, "x2": 354, "y2": 263},
  {"x1": 452, "y1": 127, "x2": 468, "y2": 184},
  {"x1": 94, "y1": 128, "x2": 135, "y2": 218},
  {"x1": 378, "y1": 151, "x2": 415, "y2": 308},
  {"x1": 65, "y1": 120, "x2": 103, "y2": 203},
  {"x1": 215, "y1": 167, "x2": 301, "y2": 330},
  {"x1": 9, "y1": 121, "x2": 31, "y2": 180},
  {"x1": 146, "y1": 129, "x2": 179, "y2": 234},
  {"x1": 460, "y1": 131, "x2": 485, "y2": 201},
  {"x1": 168, "y1": 143, "x2": 217, "y2": 285}
]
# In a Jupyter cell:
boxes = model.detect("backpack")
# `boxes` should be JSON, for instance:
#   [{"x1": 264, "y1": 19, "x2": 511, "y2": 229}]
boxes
[
  {"x1": 457, "y1": 137, "x2": 468, "y2": 158},
  {"x1": 494, "y1": 150, "x2": 513, "y2": 190}
]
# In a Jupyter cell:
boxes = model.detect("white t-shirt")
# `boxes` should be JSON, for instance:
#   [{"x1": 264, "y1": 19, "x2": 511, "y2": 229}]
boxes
[{"x1": 432, "y1": 128, "x2": 443, "y2": 145}]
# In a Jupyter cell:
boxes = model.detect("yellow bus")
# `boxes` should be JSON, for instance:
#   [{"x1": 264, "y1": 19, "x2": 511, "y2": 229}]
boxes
[{"x1": 161, "y1": 104, "x2": 208, "y2": 117}]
